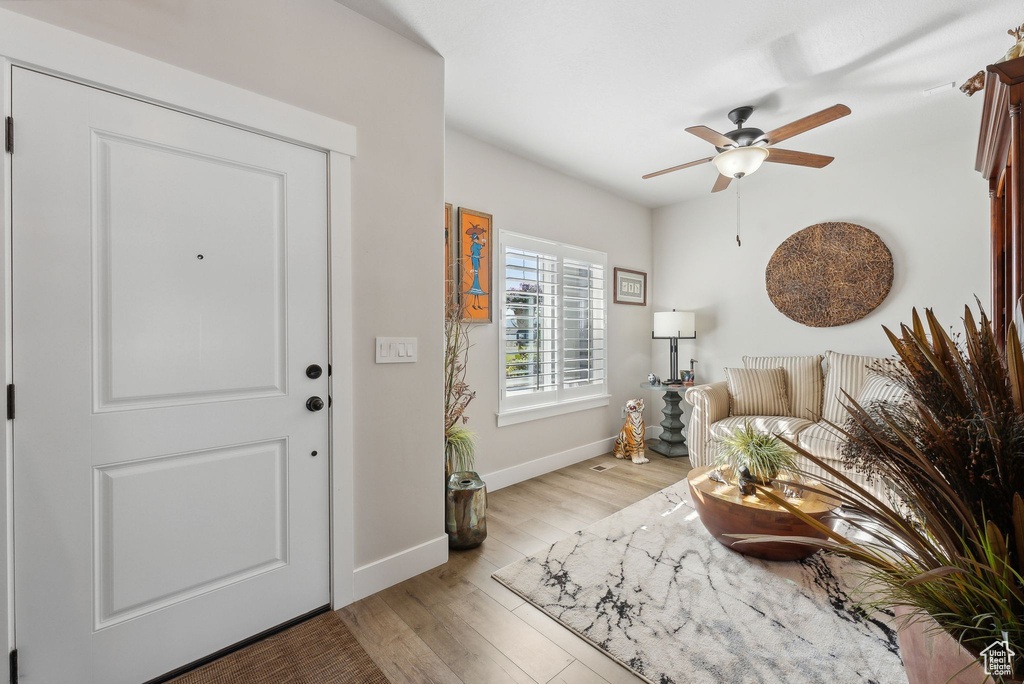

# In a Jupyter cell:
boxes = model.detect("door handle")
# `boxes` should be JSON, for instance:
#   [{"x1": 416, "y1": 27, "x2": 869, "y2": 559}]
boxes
[
  {"x1": 306, "y1": 396, "x2": 325, "y2": 412},
  {"x1": 306, "y1": 364, "x2": 323, "y2": 379}
]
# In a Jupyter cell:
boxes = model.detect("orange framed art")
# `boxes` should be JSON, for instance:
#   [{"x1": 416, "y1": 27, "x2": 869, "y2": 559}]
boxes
[
  {"x1": 457, "y1": 207, "x2": 492, "y2": 323},
  {"x1": 444, "y1": 203, "x2": 454, "y2": 304}
]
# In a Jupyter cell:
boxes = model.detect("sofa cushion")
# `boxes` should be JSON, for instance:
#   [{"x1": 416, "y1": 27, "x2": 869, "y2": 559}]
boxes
[
  {"x1": 856, "y1": 371, "x2": 910, "y2": 409},
  {"x1": 822, "y1": 351, "x2": 885, "y2": 423},
  {"x1": 710, "y1": 415, "x2": 813, "y2": 444},
  {"x1": 744, "y1": 354, "x2": 824, "y2": 420},
  {"x1": 724, "y1": 367, "x2": 790, "y2": 417},
  {"x1": 1014, "y1": 294, "x2": 1024, "y2": 353},
  {"x1": 798, "y1": 456, "x2": 885, "y2": 503},
  {"x1": 797, "y1": 422, "x2": 845, "y2": 462}
]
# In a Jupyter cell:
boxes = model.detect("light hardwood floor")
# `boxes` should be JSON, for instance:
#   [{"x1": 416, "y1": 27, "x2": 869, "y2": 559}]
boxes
[{"x1": 339, "y1": 449, "x2": 691, "y2": 684}]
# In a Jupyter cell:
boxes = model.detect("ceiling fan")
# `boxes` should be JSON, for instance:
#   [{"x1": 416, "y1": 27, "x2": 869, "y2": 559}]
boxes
[{"x1": 642, "y1": 104, "x2": 851, "y2": 192}]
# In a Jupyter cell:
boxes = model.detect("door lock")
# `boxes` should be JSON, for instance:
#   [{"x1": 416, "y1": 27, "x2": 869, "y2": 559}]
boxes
[
  {"x1": 306, "y1": 396, "x2": 325, "y2": 412},
  {"x1": 306, "y1": 364, "x2": 323, "y2": 379}
]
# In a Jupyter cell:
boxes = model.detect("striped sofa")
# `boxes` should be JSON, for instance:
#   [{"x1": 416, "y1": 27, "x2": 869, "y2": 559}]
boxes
[{"x1": 684, "y1": 351, "x2": 906, "y2": 500}]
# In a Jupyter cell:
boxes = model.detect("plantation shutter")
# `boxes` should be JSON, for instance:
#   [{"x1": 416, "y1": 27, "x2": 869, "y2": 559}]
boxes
[
  {"x1": 503, "y1": 245, "x2": 559, "y2": 404},
  {"x1": 562, "y1": 257, "x2": 605, "y2": 395},
  {"x1": 500, "y1": 232, "x2": 608, "y2": 414}
]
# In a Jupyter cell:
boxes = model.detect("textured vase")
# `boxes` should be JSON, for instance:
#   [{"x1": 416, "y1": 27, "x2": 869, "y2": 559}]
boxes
[
  {"x1": 446, "y1": 471, "x2": 487, "y2": 550},
  {"x1": 895, "y1": 606, "x2": 988, "y2": 684}
]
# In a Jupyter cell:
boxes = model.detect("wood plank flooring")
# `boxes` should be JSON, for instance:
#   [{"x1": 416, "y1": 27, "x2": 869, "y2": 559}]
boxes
[{"x1": 340, "y1": 449, "x2": 690, "y2": 684}]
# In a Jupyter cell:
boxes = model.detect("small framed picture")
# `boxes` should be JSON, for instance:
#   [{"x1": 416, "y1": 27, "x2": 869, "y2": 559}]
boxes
[
  {"x1": 613, "y1": 267, "x2": 647, "y2": 305},
  {"x1": 681, "y1": 370, "x2": 695, "y2": 387}
]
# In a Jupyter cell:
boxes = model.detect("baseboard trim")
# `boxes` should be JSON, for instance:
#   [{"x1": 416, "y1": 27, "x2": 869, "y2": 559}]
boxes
[
  {"x1": 481, "y1": 436, "x2": 615, "y2": 492},
  {"x1": 351, "y1": 427, "x2": 668, "y2": 599},
  {"x1": 481, "y1": 425, "x2": 669, "y2": 493},
  {"x1": 352, "y1": 534, "x2": 448, "y2": 600}
]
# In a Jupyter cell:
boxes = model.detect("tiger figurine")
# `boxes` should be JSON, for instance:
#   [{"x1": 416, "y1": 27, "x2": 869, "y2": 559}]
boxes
[{"x1": 614, "y1": 398, "x2": 648, "y2": 464}]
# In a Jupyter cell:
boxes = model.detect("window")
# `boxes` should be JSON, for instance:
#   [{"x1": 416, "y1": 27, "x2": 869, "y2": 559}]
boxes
[{"x1": 498, "y1": 232, "x2": 608, "y2": 424}]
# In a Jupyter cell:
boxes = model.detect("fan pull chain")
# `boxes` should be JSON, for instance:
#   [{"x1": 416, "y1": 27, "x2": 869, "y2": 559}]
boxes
[{"x1": 735, "y1": 178, "x2": 742, "y2": 247}]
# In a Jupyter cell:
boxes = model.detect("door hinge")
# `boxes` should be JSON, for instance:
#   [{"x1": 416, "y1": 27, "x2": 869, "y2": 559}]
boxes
[
  {"x1": 9, "y1": 648, "x2": 17, "y2": 683},
  {"x1": 6, "y1": 384, "x2": 14, "y2": 420},
  {"x1": 4, "y1": 117, "x2": 12, "y2": 155}
]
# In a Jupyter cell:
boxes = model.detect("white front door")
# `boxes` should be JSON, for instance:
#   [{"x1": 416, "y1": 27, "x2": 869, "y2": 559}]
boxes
[{"x1": 11, "y1": 66, "x2": 330, "y2": 683}]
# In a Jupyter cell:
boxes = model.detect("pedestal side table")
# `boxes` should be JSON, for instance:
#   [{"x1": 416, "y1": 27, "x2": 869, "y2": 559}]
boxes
[{"x1": 641, "y1": 383, "x2": 689, "y2": 458}]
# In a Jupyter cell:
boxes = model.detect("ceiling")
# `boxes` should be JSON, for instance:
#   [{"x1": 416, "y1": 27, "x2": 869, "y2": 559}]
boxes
[{"x1": 337, "y1": 0, "x2": 1021, "y2": 207}]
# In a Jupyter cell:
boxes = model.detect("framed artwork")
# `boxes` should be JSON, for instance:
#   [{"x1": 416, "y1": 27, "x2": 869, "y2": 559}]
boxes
[
  {"x1": 613, "y1": 267, "x2": 647, "y2": 305},
  {"x1": 457, "y1": 207, "x2": 492, "y2": 323},
  {"x1": 681, "y1": 369, "x2": 695, "y2": 387},
  {"x1": 444, "y1": 203, "x2": 454, "y2": 304}
]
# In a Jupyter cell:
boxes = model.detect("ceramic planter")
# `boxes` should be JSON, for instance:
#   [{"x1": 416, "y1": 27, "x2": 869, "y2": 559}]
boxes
[
  {"x1": 446, "y1": 471, "x2": 487, "y2": 549},
  {"x1": 895, "y1": 606, "x2": 989, "y2": 684}
]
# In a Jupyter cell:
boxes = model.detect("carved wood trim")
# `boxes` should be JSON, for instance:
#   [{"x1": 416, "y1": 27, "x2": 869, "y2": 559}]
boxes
[
  {"x1": 977, "y1": 70, "x2": 1012, "y2": 179},
  {"x1": 993, "y1": 177, "x2": 1007, "y2": 348},
  {"x1": 978, "y1": 56, "x2": 1024, "y2": 344}
]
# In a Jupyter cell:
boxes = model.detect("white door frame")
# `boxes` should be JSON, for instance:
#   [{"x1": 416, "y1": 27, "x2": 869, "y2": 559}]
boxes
[{"x1": 0, "y1": 7, "x2": 358, "y2": 660}]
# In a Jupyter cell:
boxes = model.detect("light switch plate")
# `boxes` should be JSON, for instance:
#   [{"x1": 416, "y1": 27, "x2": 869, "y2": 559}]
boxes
[{"x1": 375, "y1": 337, "x2": 418, "y2": 363}]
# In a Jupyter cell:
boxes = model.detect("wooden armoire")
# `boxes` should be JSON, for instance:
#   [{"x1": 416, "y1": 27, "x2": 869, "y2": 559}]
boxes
[{"x1": 978, "y1": 55, "x2": 1024, "y2": 346}]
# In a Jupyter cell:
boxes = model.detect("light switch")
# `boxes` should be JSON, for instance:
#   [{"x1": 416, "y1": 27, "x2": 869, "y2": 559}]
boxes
[{"x1": 376, "y1": 337, "x2": 418, "y2": 363}]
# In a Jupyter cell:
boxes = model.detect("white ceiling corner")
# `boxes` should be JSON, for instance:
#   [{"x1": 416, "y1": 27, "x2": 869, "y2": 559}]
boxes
[{"x1": 337, "y1": 0, "x2": 1022, "y2": 207}]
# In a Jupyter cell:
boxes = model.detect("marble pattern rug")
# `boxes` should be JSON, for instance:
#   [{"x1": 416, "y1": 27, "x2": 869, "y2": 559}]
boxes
[{"x1": 492, "y1": 479, "x2": 906, "y2": 684}]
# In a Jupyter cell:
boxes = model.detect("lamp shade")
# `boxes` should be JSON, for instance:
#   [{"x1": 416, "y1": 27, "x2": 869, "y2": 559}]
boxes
[
  {"x1": 653, "y1": 311, "x2": 695, "y2": 338},
  {"x1": 713, "y1": 146, "x2": 768, "y2": 179}
]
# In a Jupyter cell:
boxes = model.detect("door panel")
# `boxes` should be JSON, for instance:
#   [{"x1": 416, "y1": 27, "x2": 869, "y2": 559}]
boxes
[
  {"x1": 93, "y1": 131, "x2": 288, "y2": 410},
  {"x1": 94, "y1": 438, "x2": 289, "y2": 630},
  {"x1": 12, "y1": 67, "x2": 330, "y2": 683}
]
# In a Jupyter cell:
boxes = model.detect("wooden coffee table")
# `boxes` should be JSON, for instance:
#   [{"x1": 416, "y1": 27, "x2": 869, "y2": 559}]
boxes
[{"x1": 687, "y1": 465, "x2": 840, "y2": 561}]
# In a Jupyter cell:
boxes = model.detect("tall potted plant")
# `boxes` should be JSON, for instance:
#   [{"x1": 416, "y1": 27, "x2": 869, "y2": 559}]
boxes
[
  {"x1": 744, "y1": 305, "x2": 1023, "y2": 682},
  {"x1": 444, "y1": 287, "x2": 486, "y2": 549}
]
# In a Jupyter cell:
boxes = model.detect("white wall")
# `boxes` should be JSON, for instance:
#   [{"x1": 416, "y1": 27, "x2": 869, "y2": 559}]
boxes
[
  {"x1": 650, "y1": 103, "x2": 989, "y2": 391},
  {"x1": 446, "y1": 129, "x2": 654, "y2": 486},
  {"x1": 0, "y1": 0, "x2": 446, "y2": 594}
]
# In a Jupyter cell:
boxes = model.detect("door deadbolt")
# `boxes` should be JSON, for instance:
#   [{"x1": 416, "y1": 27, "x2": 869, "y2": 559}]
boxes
[
  {"x1": 306, "y1": 396, "x2": 325, "y2": 412},
  {"x1": 306, "y1": 364, "x2": 323, "y2": 379}
]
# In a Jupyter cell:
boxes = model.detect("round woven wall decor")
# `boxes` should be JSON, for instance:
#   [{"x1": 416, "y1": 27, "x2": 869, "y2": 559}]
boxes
[{"x1": 765, "y1": 222, "x2": 893, "y2": 327}]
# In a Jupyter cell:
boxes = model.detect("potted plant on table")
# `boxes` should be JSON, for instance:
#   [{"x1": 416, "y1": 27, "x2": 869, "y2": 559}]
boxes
[
  {"x1": 715, "y1": 421, "x2": 798, "y2": 495},
  {"x1": 444, "y1": 288, "x2": 486, "y2": 549},
  {"x1": 745, "y1": 305, "x2": 1023, "y2": 682}
]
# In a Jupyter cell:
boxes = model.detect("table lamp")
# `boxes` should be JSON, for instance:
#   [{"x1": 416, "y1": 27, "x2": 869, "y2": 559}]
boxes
[{"x1": 652, "y1": 310, "x2": 696, "y2": 383}]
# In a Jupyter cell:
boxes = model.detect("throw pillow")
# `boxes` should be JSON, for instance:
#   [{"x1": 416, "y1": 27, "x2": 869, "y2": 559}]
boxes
[
  {"x1": 854, "y1": 371, "x2": 910, "y2": 410},
  {"x1": 743, "y1": 354, "x2": 824, "y2": 420},
  {"x1": 822, "y1": 350, "x2": 888, "y2": 423},
  {"x1": 724, "y1": 367, "x2": 790, "y2": 417}
]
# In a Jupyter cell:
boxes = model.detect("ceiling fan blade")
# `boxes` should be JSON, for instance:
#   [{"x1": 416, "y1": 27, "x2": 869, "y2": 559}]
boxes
[
  {"x1": 641, "y1": 156, "x2": 713, "y2": 179},
  {"x1": 765, "y1": 148, "x2": 835, "y2": 168},
  {"x1": 712, "y1": 174, "x2": 732, "y2": 193},
  {"x1": 685, "y1": 126, "x2": 736, "y2": 149},
  {"x1": 763, "y1": 104, "x2": 851, "y2": 145}
]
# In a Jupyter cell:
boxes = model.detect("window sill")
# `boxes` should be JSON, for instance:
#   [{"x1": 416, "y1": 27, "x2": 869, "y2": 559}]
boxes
[{"x1": 496, "y1": 394, "x2": 611, "y2": 427}]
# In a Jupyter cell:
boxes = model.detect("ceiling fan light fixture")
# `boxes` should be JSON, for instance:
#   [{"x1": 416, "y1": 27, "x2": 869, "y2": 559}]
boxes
[{"x1": 713, "y1": 145, "x2": 769, "y2": 179}]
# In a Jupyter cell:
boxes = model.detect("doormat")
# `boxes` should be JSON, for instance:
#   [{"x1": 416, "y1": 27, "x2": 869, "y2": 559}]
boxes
[{"x1": 168, "y1": 610, "x2": 388, "y2": 684}]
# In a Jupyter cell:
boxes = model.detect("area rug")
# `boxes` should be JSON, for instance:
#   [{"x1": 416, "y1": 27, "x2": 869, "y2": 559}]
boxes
[
  {"x1": 168, "y1": 610, "x2": 389, "y2": 684},
  {"x1": 492, "y1": 479, "x2": 906, "y2": 684}
]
